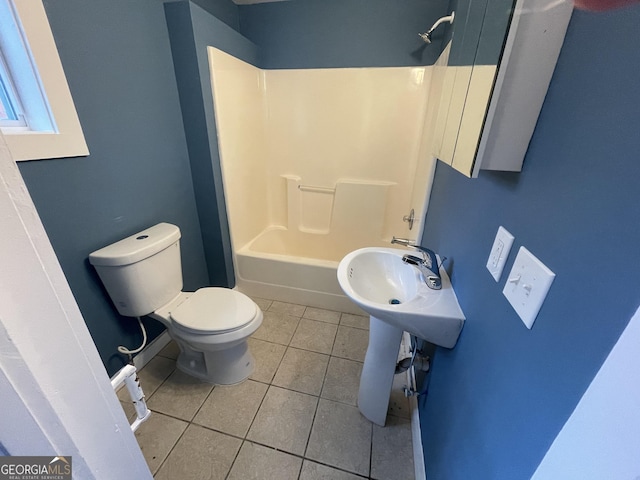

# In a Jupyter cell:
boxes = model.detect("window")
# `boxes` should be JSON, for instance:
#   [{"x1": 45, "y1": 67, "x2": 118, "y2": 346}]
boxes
[
  {"x1": 0, "y1": 51, "x2": 27, "y2": 129},
  {"x1": 0, "y1": 0, "x2": 88, "y2": 161}
]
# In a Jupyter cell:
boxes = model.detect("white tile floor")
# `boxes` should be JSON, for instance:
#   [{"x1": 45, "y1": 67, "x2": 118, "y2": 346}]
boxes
[{"x1": 119, "y1": 298, "x2": 415, "y2": 480}]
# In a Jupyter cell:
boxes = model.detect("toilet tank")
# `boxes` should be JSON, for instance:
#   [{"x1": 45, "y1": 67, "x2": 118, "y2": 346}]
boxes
[{"x1": 89, "y1": 223, "x2": 183, "y2": 317}]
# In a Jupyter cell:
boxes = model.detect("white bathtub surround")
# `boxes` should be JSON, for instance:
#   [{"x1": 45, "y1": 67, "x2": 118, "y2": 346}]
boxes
[
  {"x1": 209, "y1": 47, "x2": 442, "y2": 312},
  {"x1": 284, "y1": 175, "x2": 336, "y2": 234},
  {"x1": 283, "y1": 175, "x2": 396, "y2": 238}
]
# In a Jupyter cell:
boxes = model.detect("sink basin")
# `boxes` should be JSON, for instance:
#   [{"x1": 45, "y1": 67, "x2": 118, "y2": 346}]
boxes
[{"x1": 337, "y1": 247, "x2": 465, "y2": 348}]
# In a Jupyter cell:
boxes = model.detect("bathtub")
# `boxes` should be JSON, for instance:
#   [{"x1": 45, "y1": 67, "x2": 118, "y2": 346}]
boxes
[{"x1": 234, "y1": 226, "x2": 382, "y2": 314}]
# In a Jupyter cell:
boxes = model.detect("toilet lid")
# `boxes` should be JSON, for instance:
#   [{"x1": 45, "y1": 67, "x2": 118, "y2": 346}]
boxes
[{"x1": 170, "y1": 288, "x2": 257, "y2": 334}]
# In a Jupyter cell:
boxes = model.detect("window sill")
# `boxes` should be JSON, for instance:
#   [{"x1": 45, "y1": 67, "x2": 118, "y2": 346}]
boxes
[{"x1": 3, "y1": 0, "x2": 88, "y2": 162}]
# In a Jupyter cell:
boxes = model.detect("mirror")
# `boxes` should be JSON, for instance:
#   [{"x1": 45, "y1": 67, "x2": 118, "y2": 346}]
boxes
[{"x1": 432, "y1": 0, "x2": 573, "y2": 178}]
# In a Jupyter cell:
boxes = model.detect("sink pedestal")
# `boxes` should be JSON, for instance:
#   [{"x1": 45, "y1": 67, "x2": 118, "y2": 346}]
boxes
[{"x1": 357, "y1": 316, "x2": 403, "y2": 426}]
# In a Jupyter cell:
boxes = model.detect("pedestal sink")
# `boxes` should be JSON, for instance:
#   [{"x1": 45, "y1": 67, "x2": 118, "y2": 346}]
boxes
[{"x1": 337, "y1": 247, "x2": 465, "y2": 425}]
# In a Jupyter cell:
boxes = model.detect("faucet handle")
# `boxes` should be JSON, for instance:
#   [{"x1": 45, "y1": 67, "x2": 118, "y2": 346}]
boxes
[{"x1": 409, "y1": 245, "x2": 437, "y2": 269}]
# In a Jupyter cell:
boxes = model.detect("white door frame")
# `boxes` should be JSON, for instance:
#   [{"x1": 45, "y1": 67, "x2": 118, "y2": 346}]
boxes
[{"x1": 0, "y1": 134, "x2": 151, "y2": 479}]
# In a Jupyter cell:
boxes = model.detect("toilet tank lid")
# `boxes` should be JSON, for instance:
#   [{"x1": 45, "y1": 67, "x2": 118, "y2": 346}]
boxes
[{"x1": 89, "y1": 223, "x2": 181, "y2": 267}]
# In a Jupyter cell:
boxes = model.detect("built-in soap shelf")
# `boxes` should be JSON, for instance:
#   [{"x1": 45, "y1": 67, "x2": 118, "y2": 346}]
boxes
[{"x1": 282, "y1": 175, "x2": 395, "y2": 240}]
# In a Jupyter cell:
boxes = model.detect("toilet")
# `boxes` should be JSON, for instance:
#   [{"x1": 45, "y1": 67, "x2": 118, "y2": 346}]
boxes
[{"x1": 89, "y1": 222, "x2": 263, "y2": 385}]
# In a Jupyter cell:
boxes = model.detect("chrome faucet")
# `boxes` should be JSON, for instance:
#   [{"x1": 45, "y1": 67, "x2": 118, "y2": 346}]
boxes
[{"x1": 391, "y1": 237, "x2": 442, "y2": 290}]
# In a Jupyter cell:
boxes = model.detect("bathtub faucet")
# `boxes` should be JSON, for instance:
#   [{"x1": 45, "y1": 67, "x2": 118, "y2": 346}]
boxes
[
  {"x1": 390, "y1": 236, "x2": 415, "y2": 247},
  {"x1": 391, "y1": 237, "x2": 442, "y2": 290}
]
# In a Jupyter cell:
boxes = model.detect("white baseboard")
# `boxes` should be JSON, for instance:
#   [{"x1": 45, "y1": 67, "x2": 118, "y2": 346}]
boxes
[
  {"x1": 411, "y1": 390, "x2": 426, "y2": 480},
  {"x1": 403, "y1": 331, "x2": 426, "y2": 480}
]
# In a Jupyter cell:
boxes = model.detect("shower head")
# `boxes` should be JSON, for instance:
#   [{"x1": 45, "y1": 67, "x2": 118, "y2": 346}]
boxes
[
  {"x1": 419, "y1": 11, "x2": 455, "y2": 44},
  {"x1": 418, "y1": 32, "x2": 432, "y2": 44}
]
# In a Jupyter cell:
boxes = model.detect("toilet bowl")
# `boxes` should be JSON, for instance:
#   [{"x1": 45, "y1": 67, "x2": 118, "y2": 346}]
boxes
[
  {"x1": 89, "y1": 222, "x2": 263, "y2": 385},
  {"x1": 150, "y1": 289, "x2": 262, "y2": 384}
]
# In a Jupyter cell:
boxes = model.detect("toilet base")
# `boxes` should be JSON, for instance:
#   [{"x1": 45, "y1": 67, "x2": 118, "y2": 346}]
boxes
[
  {"x1": 175, "y1": 339, "x2": 255, "y2": 385},
  {"x1": 149, "y1": 293, "x2": 263, "y2": 385}
]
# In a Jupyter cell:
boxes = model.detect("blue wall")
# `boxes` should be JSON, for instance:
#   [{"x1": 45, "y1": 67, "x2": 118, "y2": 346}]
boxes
[
  {"x1": 191, "y1": 0, "x2": 240, "y2": 30},
  {"x1": 18, "y1": 0, "x2": 219, "y2": 376},
  {"x1": 238, "y1": 0, "x2": 450, "y2": 68},
  {"x1": 165, "y1": 1, "x2": 260, "y2": 288},
  {"x1": 420, "y1": 6, "x2": 640, "y2": 479}
]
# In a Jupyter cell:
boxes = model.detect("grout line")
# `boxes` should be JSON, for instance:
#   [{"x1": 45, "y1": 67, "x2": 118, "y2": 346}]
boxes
[
  {"x1": 142, "y1": 366, "x2": 177, "y2": 404},
  {"x1": 239, "y1": 346, "x2": 287, "y2": 446},
  {"x1": 267, "y1": 339, "x2": 289, "y2": 383},
  {"x1": 242, "y1": 384, "x2": 270, "y2": 440},
  {"x1": 223, "y1": 438, "x2": 243, "y2": 480},
  {"x1": 144, "y1": 408, "x2": 200, "y2": 426},
  {"x1": 301, "y1": 311, "x2": 342, "y2": 326},
  {"x1": 297, "y1": 457, "x2": 370, "y2": 480},
  {"x1": 218, "y1": 439, "x2": 371, "y2": 479},
  {"x1": 301, "y1": 376, "x2": 323, "y2": 459},
  {"x1": 328, "y1": 320, "x2": 340, "y2": 358},
  {"x1": 189, "y1": 382, "x2": 216, "y2": 423},
  {"x1": 150, "y1": 418, "x2": 190, "y2": 477},
  {"x1": 316, "y1": 350, "x2": 332, "y2": 401},
  {"x1": 369, "y1": 419, "x2": 375, "y2": 480}
]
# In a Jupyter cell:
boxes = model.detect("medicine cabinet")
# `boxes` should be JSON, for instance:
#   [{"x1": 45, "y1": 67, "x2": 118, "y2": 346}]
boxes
[{"x1": 432, "y1": 0, "x2": 573, "y2": 178}]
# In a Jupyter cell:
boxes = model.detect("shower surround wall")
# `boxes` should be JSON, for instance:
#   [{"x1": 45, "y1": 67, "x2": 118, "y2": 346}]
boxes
[{"x1": 208, "y1": 48, "x2": 436, "y2": 310}]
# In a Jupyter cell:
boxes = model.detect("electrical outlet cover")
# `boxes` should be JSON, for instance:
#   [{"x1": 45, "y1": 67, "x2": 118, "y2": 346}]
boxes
[
  {"x1": 503, "y1": 247, "x2": 555, "y2": 329},
  {"x1": 487, "y1": 226, "x2": 514, "y2": 281}
]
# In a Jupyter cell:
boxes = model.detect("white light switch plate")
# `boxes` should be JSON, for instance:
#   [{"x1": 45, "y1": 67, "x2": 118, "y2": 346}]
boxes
[
  {"x1": 503, "y1": 247, "x2": 555, "y2": 329},
  {"x1": 487, "y1": 226, "x2": 514, "y2": 281}
]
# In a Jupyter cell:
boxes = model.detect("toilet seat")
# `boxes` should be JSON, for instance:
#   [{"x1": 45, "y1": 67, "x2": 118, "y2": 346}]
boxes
[{"x1": 170, "y1": 288, "x2": 257, "y2": 335}]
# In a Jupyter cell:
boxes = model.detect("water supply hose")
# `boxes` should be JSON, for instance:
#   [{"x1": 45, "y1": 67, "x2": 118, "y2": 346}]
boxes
[{"x1": 117, "y1": 316, "x2": 147, "y2": 362}]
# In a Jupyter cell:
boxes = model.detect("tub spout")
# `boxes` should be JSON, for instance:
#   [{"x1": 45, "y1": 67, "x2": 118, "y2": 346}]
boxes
[{"x1": 390, "y1": 236, "x2": 415, "y2": 247}]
